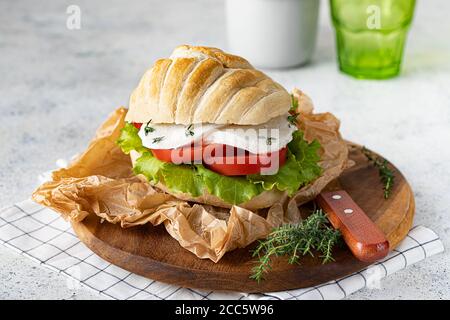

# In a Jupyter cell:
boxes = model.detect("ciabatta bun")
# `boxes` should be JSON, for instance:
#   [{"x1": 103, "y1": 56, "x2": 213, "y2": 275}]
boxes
[{"x1": 125, "y1": 45, "x2": 291, "y2": 126}]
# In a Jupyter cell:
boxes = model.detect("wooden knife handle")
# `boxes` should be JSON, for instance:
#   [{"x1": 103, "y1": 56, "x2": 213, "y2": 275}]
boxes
[{"x1": 316, "y1": 190, "x2": 389, "y2": 263}]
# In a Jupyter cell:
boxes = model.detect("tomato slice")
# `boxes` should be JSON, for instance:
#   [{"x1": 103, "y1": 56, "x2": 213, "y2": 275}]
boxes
[
  {"x1": 203, "y1": 145, "x2": 287, "y2": 176},
  {"x1": 133, "y1": 123, "x2": 143, "y2": 130},
  {"x1": 150, "y1": 143, "x2": 287, "y2": 176},
  {"x1": 150, "y1": 144, "x2": 203, "y2": 164}
]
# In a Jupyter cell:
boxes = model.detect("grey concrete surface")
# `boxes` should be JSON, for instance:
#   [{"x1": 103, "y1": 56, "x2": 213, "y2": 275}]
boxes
[{"x1": 0, "y1": 0, "x2": 449, "y2": 299}]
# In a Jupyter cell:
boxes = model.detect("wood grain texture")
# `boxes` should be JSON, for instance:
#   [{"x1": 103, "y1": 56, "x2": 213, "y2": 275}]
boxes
[{"x1": 72, "y1": 143, "x2": 415, "y2": 292}]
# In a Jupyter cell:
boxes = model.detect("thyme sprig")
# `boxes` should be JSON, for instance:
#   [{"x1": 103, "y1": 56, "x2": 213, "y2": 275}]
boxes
[
  {"x1": 185, "y1": 124, "x2": 195, "y2": 137},
  {"x1": 266, "y1": 137, "x2": 276, "y2": 146},
  {"x1": 362, "y1": 146, "x2": 395, "y2": 199},
  {"x1": 287, "y1": 114, "x2": 299, "y2": 126},
  {"x1": 152, "y1": 136, "x2": 164, "y2": 144},
  {"x1": 290, "y1": 94, "x2": 298, "y2": 112},
  {"x1": 288, "y1": 94, "x2": 300, "y2": 127},
  {"x1": 144, "y1": 120, "x2": 155, "y2": 136},
  {"x1": 250, "y1": 210, "x2": 341, "y2": 282}
]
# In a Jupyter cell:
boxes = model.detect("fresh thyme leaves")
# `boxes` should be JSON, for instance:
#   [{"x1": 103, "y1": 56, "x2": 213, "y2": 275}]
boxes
[
  {"x1": 290, "y1": 94, "x2": 298, "y2": 112},
  {"x1": 144, "y1": 120, "x2": 155, "y2": 136},
  {"x1": 185, "y1": 124, "x2": 195, "y2": 137},
  {"x1": 266, "y1": 137, "x2": 276, "y2": 145},
  {"x1": 288, "y1": 94, "x2": 300, "y2": 127},
  {"x1": 287, "y1": 114, "x2": 299, "y2": 126},
  {"x1": 250, "y1": 209, "x2": 341, "y2": 282},
  {"x1": 152, "y1": 136, "x2": 164, "y2": 144},
  {"x1": 362, "y1": 146, "x2": 395, "y2": 199}
]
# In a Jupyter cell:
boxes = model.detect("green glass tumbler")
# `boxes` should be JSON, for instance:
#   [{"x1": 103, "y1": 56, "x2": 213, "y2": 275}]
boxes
[{"x1": 330, "y1": 0, "x2": 416, "y2": 79}]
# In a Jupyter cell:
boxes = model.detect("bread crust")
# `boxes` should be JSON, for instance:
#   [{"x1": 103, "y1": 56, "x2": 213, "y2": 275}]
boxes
[{"x1": 126, "y1": 45, "x2": 291, "y2": 125}]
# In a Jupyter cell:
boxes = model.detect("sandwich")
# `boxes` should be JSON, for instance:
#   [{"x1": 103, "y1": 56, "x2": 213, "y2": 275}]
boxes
[{"x1": 117, "y1": 45, "x2": 323, "y2": 210}]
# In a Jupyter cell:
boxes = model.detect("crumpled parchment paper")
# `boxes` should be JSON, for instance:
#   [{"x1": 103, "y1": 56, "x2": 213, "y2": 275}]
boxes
[{"x1": 32, "y1": 89, "x2": 349, "y2": 262}]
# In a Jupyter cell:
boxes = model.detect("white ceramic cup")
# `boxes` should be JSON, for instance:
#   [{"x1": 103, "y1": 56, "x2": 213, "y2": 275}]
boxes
[{"x1": 225, "y1": 0, "x2": 320, "y2": 69}]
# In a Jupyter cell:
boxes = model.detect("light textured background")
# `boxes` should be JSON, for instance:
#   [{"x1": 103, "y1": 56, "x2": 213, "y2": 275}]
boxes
[{"x1": 0, "y1": 0, "x2": 449, "y2": 300}]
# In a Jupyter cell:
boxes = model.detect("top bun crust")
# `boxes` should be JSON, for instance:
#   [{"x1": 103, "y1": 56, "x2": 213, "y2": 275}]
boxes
[{"x1": 125, "y1": 45, "x2": 291, "y2": 125}]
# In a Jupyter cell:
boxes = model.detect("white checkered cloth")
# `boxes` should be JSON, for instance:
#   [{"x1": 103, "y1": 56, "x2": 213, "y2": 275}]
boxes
[{"x1": 0, "y1": 199, "x2": 444, "y2": 300}]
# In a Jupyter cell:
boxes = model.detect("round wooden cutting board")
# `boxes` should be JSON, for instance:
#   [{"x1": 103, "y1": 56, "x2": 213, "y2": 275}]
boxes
[{"x1": 72, "y1": 144, "x2": 415, "y2": 292}]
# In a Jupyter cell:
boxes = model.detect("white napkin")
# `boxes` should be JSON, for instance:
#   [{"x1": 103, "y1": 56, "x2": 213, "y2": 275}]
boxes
[{"x1": 0, "y1": 199, "x2": 444, "y2": 300}]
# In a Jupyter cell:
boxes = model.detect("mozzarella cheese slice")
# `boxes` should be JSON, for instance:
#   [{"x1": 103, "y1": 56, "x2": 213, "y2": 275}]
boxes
[{"x1": 138, "y1": 114, "x2": 296, "y2": 154}]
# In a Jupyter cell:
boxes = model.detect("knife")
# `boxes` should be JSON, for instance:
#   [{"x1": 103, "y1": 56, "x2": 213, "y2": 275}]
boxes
[{"x1": 316, "y1": 190, "x2": 389, "y2": 263}]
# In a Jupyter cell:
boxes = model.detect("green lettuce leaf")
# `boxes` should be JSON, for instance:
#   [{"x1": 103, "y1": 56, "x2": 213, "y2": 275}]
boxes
[
  {"x1": 247, "y1": 152, "x2": 306, "y2": 195},
  {"x1": 117, "y1": 122, "x2": 322, "y2": 205},
  {"x1": 116, "y1": 122, "x2": 147, "y2": 154},
  {"x1": 133, "y1": 151, "x2": 204, "y2": 197},
  {"x1": 134, "y1": 151, "x2": 263, "y2": 204},
  {"x1": 288, "y1": 131, "x2": 322, "y2": 183},
  {"x1": 196, "y1": 165, "x2": 263, "y2": 204},
  {"x1": 161, "y1": 165, "x2": 205, "y2": 197},
  {"x1": 248, "y1": 131, "x2": 322, "y2": 194},
  {"x1": 132, "y1": 151, "x2": 165, "y2": 183}
]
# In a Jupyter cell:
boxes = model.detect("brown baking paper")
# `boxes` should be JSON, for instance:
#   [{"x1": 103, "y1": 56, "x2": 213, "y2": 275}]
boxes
[{"x1": 32, "y1": 89, "x2": 349, "y2": 262}]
